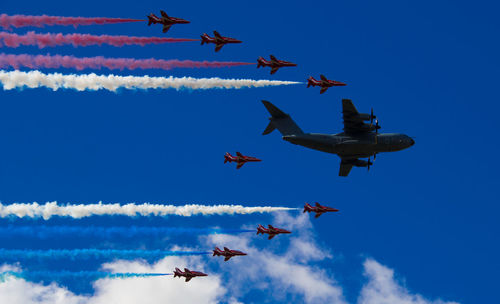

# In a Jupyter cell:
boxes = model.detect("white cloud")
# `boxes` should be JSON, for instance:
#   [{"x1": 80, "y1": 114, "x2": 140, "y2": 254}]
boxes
[
  {"x1": 358, "y1": 259, "x2": 460, "y2": 304},
  {"x1": 202, "y1": 212, "x2": 346, "y2": 304},
  {"x1": 0, "y1": 213, "x2": 460, "y2": 304},
  {"x1": 0, "y1": 279, "x2": 86, "y2": 304},
  {"x1": 0, "y1": 256, "x2": 226, "y2": 304}
]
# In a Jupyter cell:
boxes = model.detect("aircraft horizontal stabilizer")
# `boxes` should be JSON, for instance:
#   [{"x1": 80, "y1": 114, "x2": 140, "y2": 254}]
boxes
[{"x1": 262, "y1": 121, "x2": 276, "y2": 135}]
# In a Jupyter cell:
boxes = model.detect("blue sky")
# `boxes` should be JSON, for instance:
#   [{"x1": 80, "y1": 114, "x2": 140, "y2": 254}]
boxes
[{"x1": 0, "y1": 0, "x2": 499, "y2": 303}]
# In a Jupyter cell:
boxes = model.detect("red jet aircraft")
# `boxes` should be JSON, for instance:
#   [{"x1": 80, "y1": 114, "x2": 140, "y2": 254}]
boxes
[
  {"x1": 257, "y1": 55, "x2": 297, "y2": 75},
  {"x1": 224, "y1": 152, "x2": 261, "y2": 169},
  {"x1": 303, "y1": 202, "x2": 339, "y2": 218},
  {"x1": 201, "y1": 31, "x2": 242, "y2": 52},
  {"x1": 307, "y1": 75, "x2": 346, "y2": 94},
  {"x1": 213, "y1": 247, "x2": 247, "y2": 261},
  {"x1": 173, "y1": 267, "x2": 208, "y2": 282},
  {"x1": 147, "y1": 10, "x2": 190, "y2": 33},
  {"x1": 257, "y1": 224, "x2": 291, "y2": 240}
]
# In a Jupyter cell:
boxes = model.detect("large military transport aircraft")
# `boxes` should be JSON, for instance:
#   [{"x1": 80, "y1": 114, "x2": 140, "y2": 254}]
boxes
[{"x1": 261, "y1": 99, "x2": 414, "y2": 177}]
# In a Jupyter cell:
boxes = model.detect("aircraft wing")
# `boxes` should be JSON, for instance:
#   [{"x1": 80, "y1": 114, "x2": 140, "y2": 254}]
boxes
[
  {"x1": 161, "y1": 10, "x2": 169, "y2": 18},
  {"x1": 270, "y1": 55, "x2": 279, "y2": 63},
  {"x1": 268, "y1": 234, "x2": 276, "y2": 240},
  {"x1": 339, "y1": 159, "x2": 354, "y2": 177},
  {"x1": 270, "y1": 67, "x2": 279, "y2": 75},
  {"x1": 314, "y1": 212, "x2": 323, "y2": 218},
  {"x1": 215, "y1": 44, "x2": 224, "y2": 52},
  {"x1": 236, "y1": 162, "x2": 245, "y2": 169},
  {"x1": 224, "y1": 256, "x2": 231, "y2": 261},
  {"x1": 213, "y1": 31, "x2": 223, "y2": 39},
  {"x1": 185, "y1": 277, "x2": 192, "y2": 282},
  {"x1": 162, "y1": 24, "x2": 172, "y2": 33},
  {"x1": 342, "y1": 99, "x2": 372, "y2": 134},
  {"x1": 320, "y1": 87, "x2": 328, "y2": 94},
  {"x1": 320, "y1": 74, "x2": 328, "y2": 81}
]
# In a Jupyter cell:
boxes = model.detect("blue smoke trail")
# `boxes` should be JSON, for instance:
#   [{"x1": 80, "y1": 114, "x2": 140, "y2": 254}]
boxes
[
  {"x1": 0, "y1": 249, "x2": 211, "y2": 260},
  {"x1": 0, "y1": 271, "x2": 171, "y2": 282},
  {"x1": 0, "y1": 225, "x2": 254, "y2": 239}
]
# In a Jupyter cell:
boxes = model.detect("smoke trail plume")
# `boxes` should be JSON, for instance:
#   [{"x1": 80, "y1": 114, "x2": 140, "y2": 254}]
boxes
[
  {"x1": 0, "y1": 202, "x2": 298, "y2": 219},
  {"x1": 0, "y1": 53, "x2": 254, "y2": 71},
  {"x1": 0, "y1": 31, "x2": 197, "y2": 48},
  {"x1": 0, "y1": 14, "x2": 144, "y2": 30},
  {"x1": 0, "y1": 225, "x2": 253, "y2": 239},
  {"x1": 0, "y1": 70, "x2": 300, "y2": 92},
  {"x1": 0, "y1": 249, "x2": 211, "y2": 260},
  {"x1": 0, "y1": 271, "x2": 170, "y2": 282}
]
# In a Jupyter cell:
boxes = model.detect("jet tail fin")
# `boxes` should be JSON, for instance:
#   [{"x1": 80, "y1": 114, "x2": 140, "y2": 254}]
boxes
[
  {"x1": 147, "y1": 15, "x2": 153, "y2": 26},
  {"x1": 307, "y1": 77, "x2": 315, "y2": 88},
  {"x1": 257, "y1": 57, "x2": 264, "y2": 68},
  {"x1": 261, "y1": 100, "x2": 303, "y2": 136},
  {"x1": 201, "y1": 34, "x2": 209, "y2": 45}
]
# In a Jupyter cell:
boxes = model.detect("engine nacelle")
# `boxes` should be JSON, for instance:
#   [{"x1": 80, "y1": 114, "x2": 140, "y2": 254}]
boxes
[{"x1": 358, "y1": 113, "x2": 372, "y2": 121}]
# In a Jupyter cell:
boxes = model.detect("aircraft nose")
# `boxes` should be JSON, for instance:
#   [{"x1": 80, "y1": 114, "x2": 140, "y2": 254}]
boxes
[{"x1": 409, "y1": 138, "x2": 415, "y2": 146}]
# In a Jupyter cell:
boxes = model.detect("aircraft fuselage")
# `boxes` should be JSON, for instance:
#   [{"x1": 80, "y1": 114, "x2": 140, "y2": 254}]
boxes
[{"x1": 282, "y1": 132, "x2": 414, "y2": 159}]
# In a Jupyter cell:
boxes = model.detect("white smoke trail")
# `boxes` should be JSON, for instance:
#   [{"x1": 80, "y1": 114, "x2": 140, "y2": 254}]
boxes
[
  {"x1": 0, "y1": 202, "x2": 299, "y2": 220},
  {"x1": 0, "y1": 70, "x2": 301, "y2": 92}
]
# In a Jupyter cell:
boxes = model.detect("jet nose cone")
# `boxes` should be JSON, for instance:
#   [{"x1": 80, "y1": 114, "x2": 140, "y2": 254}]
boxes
[{"x1": 409, "y1": 138, "x2": 415, "y2": 146}]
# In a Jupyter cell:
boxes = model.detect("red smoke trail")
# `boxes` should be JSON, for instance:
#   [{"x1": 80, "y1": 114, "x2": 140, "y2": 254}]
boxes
[
  {"x1": 0, "y1": 32, "x2": 198, "y2": 48},
  {"x1": 0, "y1": 14, "x2": 144, "y2": 30},
  {"x1": 0, "y1": 53, "x2": 255, "y2": 71}
]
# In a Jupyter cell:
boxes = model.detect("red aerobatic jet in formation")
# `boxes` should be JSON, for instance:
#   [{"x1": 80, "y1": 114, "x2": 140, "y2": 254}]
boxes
[
  {"x1": 224, "y1": 152, "x2": 261, "y2": 169},
  {"x1": 257, "y1": 224, "x2": 291, "y2": 240},
  {"x1": 303, "y1": 202, "x2": 339, "y2": 218},
  {"x1": 257, "y1": 55, "x2": 297, "y2": 75},
  {"x1": 147, "y1": 10, "x2": 190, "y2": 33},
  {"x1": 213, "y1": 247, "x2": 247, "y2": 261},
  {"x1": 307, "y1": 74, "x2": 347, "y2": 94},
  {"x1": 173, "y1": 267, "x2": 208, "y2": 282},
  {"x1": 201, "y1": 31, "x2": 242, "y2": 52}
]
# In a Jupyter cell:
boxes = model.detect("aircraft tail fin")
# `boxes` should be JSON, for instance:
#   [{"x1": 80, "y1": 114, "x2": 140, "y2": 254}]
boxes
[
  {"x1": 307, "y1": 76, "x2": 315, "y2": 88},
  {"x1": 201, "y1": 34, "x2": 208, "y2": 45},
  {"x1": 147, "y1": 15, "x2": 154, "y2": 26},
  {"x1": 261, "y1": 100, "x2": 304, "y2": 136},
  {"x1": 224, "y1": 152, "x2": 231, "y2": 163},
  {"x1": 303, "y1": 203, "x2": 311, "y2": 213},
  {"x1": 257, "y1": 57, "x2": 265, "y2": 68},
  {"x1": 256, "y1": 224, "x2": 263, "y2": 235}
]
